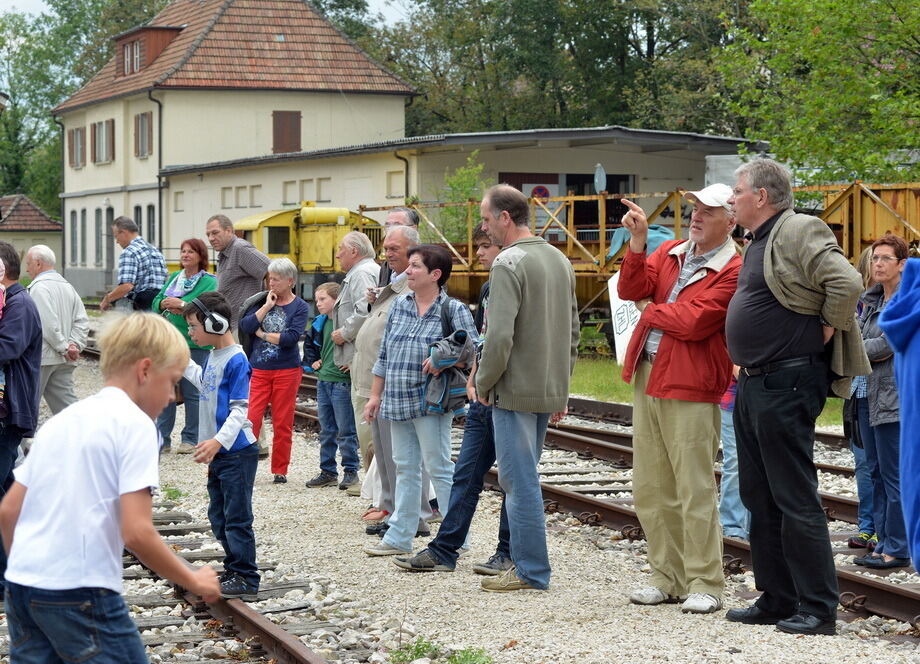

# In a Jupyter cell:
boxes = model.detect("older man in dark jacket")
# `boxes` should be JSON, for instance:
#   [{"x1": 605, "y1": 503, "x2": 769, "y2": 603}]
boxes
[{"x1": 0, "y1": 241, "x2": 42, "y2": 581}]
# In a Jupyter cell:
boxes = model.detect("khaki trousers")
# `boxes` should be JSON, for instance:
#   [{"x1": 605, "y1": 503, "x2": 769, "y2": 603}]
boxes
[
  {"x1": 352, "y1": 388, "x2": 373, "y2": 471},
  {"x1": 632, "y1": 360, "x2": 724, "y2": 596}
]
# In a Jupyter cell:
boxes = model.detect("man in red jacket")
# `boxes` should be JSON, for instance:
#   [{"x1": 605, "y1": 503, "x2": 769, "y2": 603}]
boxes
[{"x1": 618, "y1": 184, "x2": 740, "y2": 614}]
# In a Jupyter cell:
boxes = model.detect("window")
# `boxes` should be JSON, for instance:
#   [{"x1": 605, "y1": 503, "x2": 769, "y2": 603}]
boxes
[
  {"x1": 266, "y1": 227, "x2": 290, "y2": 254},
  {"x1": 94, "y1": 209, "x2": 102, "y2": 266},
  {"x1": 80, "y1": 209, "x2": 87, "y2": 265},
  {"x1": 174, "y1": 191, "x2": 184, "y2": 212},
  {"x1": 220, "y1": 187, "x2": 233, "y2": 209},
  {"x1": 123, "y1": 40, "x2": 142, "y2": 75},
  {"x1": 147, "y1": 205, "x2": 156, "y2": 245},
  {"x1": 386, "y1": 170, "x2": 405, "y2": 198},
  {"x1": 299, "y1": 178, "x2": 314, "y2": 201},
  {"x1": 134, "y1": 112, "x2": 152, "y2": 158},
  {"x1": 316, "y1": 177, "x2": 331, "y2": 202},
  {"x1": 282, "y1": 180, "x2": 297, "y2": 205},
  {"x1": 68, "y1": 127, "x2": 86, "y2": 168},
  {"x1": 249, "y1": 185, "x2": 262, "y2": 208},
  {"x1": 91, "y1": 119, "x2": 115, "y2": 163},
  {"x1": 235, "y1": 186, "x2": 247, "y2": 208},
  {"x1": 133, "y1": 205, "x2": 143, "y2": 231},
  {"x1": 272, "y1": 111, "x2": 301, "y2": 154},
  {"x1": 69, "y1": 211, "x2": 77, "y2": 264}
]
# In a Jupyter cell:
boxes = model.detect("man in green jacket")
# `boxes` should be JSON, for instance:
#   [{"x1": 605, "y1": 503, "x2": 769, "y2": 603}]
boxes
[{"x1": 475, "y1": 184, "x2": 579, "y2": 592}]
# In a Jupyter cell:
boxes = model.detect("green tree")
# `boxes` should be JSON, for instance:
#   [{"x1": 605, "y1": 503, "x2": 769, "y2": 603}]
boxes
[
  {"x1": 720, "y1": 0, "x2": 920, "y2": 182},
  {"x1": 311, "y1": 0, "x2": 375, "y2": 40},
  {"x1": 431, "y1": 150, "x2": 488, "y2": 242}
]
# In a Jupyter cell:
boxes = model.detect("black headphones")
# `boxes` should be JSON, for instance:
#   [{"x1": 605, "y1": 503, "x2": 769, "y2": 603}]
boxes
[{"x1": 191, "y1": 298, "x2": 230, "y2": 335}]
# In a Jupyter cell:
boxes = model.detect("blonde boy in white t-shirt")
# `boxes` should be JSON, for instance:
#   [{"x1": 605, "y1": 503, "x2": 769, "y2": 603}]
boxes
[{"x1": 0, "y1": 313, "x2": 219, "y2": 663}]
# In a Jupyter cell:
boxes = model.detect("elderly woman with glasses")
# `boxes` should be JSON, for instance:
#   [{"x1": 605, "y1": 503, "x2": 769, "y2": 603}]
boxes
[
  {"x1": 152, "y1": 237, "x2": 217, "y2": 452},
  {"x1": 852, "y1": 234, "x2": 910, "y2": 569},
  {"x1": 240, "y1": 257, "x2": 310, "y2": 483}
]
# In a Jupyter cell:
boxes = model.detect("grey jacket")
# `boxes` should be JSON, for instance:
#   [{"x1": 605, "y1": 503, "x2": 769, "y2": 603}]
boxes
[
  {"x1": 425, "y1": 327, "x2": 476, "y2": 415},
  {"x1": 858, "y1": 283, "x2": 899, "y2": 426},
  {"x1": 333, "y1": 257, "x2": 379, "y2": 367},
  {"x1": 26, "y1": 270, "x2": 89, "y2": 366},
  {"x1": 351, "y1": 275, "x2": 410, "y2": 398}
]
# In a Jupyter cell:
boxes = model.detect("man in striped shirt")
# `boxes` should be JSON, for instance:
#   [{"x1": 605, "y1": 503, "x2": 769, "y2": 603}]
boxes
[
  {"x1": 100, "y1": 217, "x2": 167, "y2": 312},
  {"x1": 205, "y1": 215, "x2": 270, "y2": 332}
]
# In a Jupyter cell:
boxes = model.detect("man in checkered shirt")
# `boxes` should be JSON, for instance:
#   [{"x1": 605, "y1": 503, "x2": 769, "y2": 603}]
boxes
[{"x1": 100, "y1": 216, "x2": 167, "y2": 311}]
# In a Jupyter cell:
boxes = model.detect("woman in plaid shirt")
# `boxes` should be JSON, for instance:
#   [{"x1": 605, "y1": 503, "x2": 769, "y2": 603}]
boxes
[{"x1": 362, "y1": 245, "x2": 476, "y2": 556}]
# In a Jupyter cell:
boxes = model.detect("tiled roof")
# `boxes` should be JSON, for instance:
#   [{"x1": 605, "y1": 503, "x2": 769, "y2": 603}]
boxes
[
  {"x1": 0, "y1": 195, "x2": 62, "y2": 231},
  {"x1": 54, "y1": 0, "x2": 414, "y2": 114}
]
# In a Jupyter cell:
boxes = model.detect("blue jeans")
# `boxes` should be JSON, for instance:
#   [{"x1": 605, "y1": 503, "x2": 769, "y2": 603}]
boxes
[
  {"x1": 157, "y1": 347, "x2": 208, "y2": 447},
  {"x1": 851, "y1": 436, "x2": 876, "y2": 535},
  {"x1": 719, "y1": 407, "x2": 750, "y2": 539},
  {"x1": 429, "y1": 401, "x2": 511, "y2": 567},
  {"x1": 318, "y1": 380, "x2": 360, "y2": 475},
  {"x1": 492, "y1": 407, "x2": 551, "y2": 590},
  {"x1": 382, "y1": 413, "x2": 455, "y2": 552},
  {"x1": 856, "y1": 398, "x2": 907, "y2": 558},
  {"x1": 208, "y1": 445, "x2": 260, "y2": 587},
  {"x1": 0, "y1": 423, "x2": 25, "y2": 579},
  {"x1": 5, "y1": 583, "x2": 147, "y2": 663}
]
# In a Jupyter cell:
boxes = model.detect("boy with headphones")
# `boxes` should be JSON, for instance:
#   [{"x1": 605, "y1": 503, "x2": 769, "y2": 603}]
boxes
[{"x1": 182, "y1": 291, "x2": 260, "y2": 600}]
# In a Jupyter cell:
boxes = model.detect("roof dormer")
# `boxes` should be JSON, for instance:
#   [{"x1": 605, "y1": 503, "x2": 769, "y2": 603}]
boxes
[{"x1": 113, "y1": 25, "x2": 184, "y2": 77}]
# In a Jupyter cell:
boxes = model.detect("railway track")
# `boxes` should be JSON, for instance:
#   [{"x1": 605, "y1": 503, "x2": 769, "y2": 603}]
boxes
[{"x1": 294, "y1": 377, "x2": 920, "y2": 628}]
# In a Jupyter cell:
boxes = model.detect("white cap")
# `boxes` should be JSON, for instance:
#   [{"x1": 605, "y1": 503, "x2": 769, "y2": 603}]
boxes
[{"x1": 683, "y1": 183, "x2": 732, "y2": 211}]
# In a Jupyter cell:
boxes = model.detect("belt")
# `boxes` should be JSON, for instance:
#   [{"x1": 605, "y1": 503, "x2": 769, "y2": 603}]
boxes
[{"x1": 740, "y1": 354, "x2": 821, "y2": 377}]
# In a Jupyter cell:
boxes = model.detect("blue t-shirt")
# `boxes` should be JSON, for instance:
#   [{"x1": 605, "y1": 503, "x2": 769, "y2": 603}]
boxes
[{"x1": 240, "y1": 297, "x2": 310, "y2": 371}]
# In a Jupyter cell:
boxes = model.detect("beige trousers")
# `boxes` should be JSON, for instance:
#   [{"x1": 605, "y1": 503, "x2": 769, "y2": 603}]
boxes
[
  {"x1": 352, "y1": 387, "x2": 373, "y2": 471},
  {"x1": 631, "y1": 360, "x2": 725, "y2": 597}
]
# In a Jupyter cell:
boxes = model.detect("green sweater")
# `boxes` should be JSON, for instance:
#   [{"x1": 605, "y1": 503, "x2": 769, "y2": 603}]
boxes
[
  {"x1": 476, "y1": 236, "x2": 579, "y2": 413},
  {"x1": 151, "y1": 271, "x2": 218, "y2": 349}
]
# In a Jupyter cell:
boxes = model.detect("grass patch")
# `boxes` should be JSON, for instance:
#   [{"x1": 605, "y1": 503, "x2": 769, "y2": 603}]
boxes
[
  {"x1": 160, "y1": 483, "x2": 185, "y2": 501},
  {"x1": 570, "y1": 357, "x2": 843, "y2": 428},
  {"x1": 389, "y1": 637, "x2": 493, "y2": 664}
]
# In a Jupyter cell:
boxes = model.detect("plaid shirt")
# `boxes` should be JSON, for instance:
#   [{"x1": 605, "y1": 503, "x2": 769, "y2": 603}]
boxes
[
  {"x1": 217, "y1": 237, "x2": 270, "y2": 328},
  {"x1": 373, "y1": 290, "x2": 476, "y2": 422},
  {"x1": 118, "y1": 237, "x2": 167, "y2": 293}
]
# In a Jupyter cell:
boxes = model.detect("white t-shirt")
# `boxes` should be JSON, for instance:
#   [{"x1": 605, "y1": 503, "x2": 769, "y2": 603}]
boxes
[{"x1": 6, "y1": 386, "x2": 160, "y2": 593}]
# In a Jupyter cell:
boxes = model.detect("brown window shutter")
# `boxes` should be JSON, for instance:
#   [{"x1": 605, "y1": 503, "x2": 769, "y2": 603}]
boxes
[
  {"x1": 91, "y1": 123, "x2": 97, "y2": 163},
  {"x1": 134, "y1": 115, "x2": 139, "y2": 157},
  {"x1": 146, "y1": 112, "x2": 153, "y2": 156},
  {"x1": 79, "y1": 127, "x2": 86, "y2": 166},
  {"x1": 68, "y1": 129, "x2": 75, "y2": 166},
  {"x1": 107, "y1": 119, "x2": 115, "y2": 161},
  {"x1": 272, "y1": 111, "x2": 301, "y2": 154}
]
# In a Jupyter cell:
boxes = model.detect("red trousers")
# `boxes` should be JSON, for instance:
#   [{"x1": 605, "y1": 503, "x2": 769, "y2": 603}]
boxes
[{"x1": 248, "y1": 367, "x2": 301, "y2": 475}]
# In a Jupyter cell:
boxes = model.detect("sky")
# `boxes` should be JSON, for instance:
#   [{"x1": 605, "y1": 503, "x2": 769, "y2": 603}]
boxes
[{"x1": 1, "y1": 0, "x2": 410, "y2": 23}]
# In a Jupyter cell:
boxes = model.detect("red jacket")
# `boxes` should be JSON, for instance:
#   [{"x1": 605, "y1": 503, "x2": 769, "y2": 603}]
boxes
[{"x1": 618, "y1": 239, "x2": 741, "y2": 403}]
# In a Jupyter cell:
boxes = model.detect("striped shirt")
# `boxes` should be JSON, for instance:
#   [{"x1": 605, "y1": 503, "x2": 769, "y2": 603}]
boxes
[
  {"x1": 117, "y1": 237, "x2": 167, "y2": 293},
  {"x1": 373, "y1": 290, "x2": 476, "y2": 422}
]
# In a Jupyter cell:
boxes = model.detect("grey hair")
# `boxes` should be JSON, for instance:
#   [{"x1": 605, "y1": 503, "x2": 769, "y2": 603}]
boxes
[
  {"x1": 341, "y1": 231, "x2": 376, "y2": 259},
  {"x1": 386, "y1": 207, "x2": 420, "y2": 227},
  {"x1": 112, "y1": 216, "x2": 138, "y2": 233},
  {"x1": 28, "y1": 244, "x2": 56, "y2": 267},
  {"x1": 734, "y1": 158, "x2": 794, "y2": 211},
  {"x1": 207, "y1": 214, "x2": 234, "y2": 231},
  {"x1": 385, "y1": 224, "x2": 420, "y2": 246},
  {"x1": 267, "y1": 257, "x2": 298, "y2": 281}
]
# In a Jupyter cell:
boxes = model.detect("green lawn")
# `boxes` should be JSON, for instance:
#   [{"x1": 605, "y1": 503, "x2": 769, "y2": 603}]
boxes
[{"x1": 570, "y1": 357, "x2": 843, "y2": 429}]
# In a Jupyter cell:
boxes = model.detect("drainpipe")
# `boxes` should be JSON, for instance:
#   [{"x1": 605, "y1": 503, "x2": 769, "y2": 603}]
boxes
[
  {"x1": 394, "y1": 151, "x2": 409, "y2": 202},
  {"x1": 53, "y1": 116, "x2": 66, "y2": 275},
  {"x1": 147, "y1": 89, "x2": 164, "y2": 248}
]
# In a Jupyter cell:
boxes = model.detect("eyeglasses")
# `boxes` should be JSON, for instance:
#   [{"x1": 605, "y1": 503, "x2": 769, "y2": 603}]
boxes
[{"x1": 871, "y1": 255, "x2": 900, "y2": 263}]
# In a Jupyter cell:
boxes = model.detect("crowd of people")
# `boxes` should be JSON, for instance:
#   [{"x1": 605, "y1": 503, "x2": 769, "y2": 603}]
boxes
[{"x1": 0, "y1": 158, "x2": 918, "y2": 659}]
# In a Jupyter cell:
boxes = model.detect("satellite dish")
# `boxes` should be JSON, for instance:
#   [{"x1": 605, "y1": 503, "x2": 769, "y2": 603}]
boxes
[{"x1": 594, "y1": 163, "x2": 607, "y2": 194}]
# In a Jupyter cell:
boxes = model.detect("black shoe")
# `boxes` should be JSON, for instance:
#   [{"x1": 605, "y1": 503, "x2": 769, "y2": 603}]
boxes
[
  {"x1": 853, "y1": 553, "x2": 881, "y2": 566},
  {"x1": 377, "y1": 525, "x2": 429, "y2": 538},
  {"x1": 472, "y1": 553, "x2": 514, "y2": 576},
  {"x1": 776, "y1": 612, "x2": 836, "y2": 635},
  {"x1": 725, "y1": 605, "x2": 793, "y2": 625},
  {"x1": 257, "y1": 448, "x2": 269, "y2": 460},
  {"x1": 862, "y1": 556, "x2": 911, "y2": 569},
  {"x1": 392, "y1": 548, "x2": 454, "y2": 573},
  {"x1": 219, "y1": 574, "x2": 259, "y2": 602},
  {"x1": 339, "y1": 471, "x2": 359, "y2": 490},
  {"x1": 305, "y1": 471, "x2": 338, "y2": 488},
  {"x1": 366, "y1": 522, "x2": 389, "y2": 536},
  {"x1": 273, "y1": 474, "x2": 287, "y2": 484}
]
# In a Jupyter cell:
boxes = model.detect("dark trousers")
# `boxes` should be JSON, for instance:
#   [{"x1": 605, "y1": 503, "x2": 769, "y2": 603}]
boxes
[
  {"x1": 0, "y1": 424, "x2": 24, "y2": 579},
  {"x1": 5, "y1": 583, "x2": 147, "y2": 663},
  {"x1": 207, "y1": 445, "x2": 260, "y2": 588},
  {"x1": 428, "y1": 401, "x2": 510, "y2": 567},
  {"x1": 734, "y1": 362, "x2": 838, "y2": 621}
]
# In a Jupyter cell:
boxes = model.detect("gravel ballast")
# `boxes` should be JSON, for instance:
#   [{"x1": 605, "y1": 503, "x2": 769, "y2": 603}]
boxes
[{"x1": 21, "y1": 360, "x2": 920, "y2": 663}]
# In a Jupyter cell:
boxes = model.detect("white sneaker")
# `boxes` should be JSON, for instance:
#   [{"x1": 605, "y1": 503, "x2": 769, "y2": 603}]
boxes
[
  {"x1": 681, "y1": 593, "x2": 722, "y2": 614},
  {"x1": 629, "y1": 586, "x2": 678, "y2": 605},
  {"x1": 363, "y1": 541, "x2": 411, "y2": 557}
]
